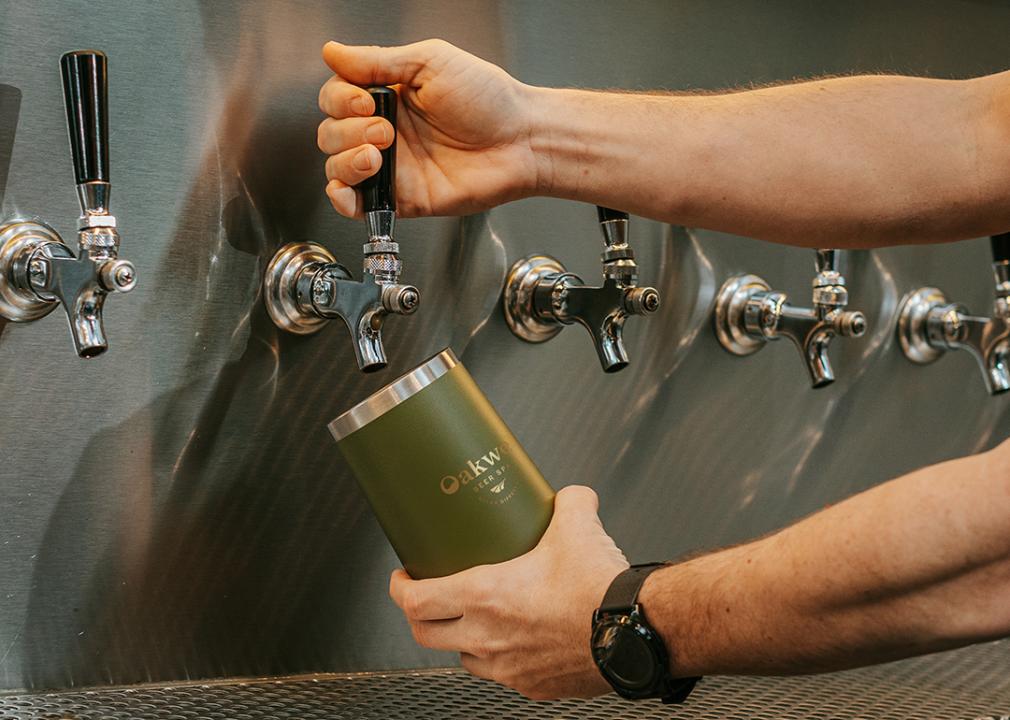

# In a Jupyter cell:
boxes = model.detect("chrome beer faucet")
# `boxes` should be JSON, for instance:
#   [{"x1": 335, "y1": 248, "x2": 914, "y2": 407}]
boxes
[
  {"x1": 714, "y1": 249, "x2": 867, "y2": 388},
  {"x1": 896, "y1": 234, "x2": 1010, "y2": 395},
  {"x1": 0, "y1": 51, "x2": 136, "y2": 358},
  {"x1": 503, "y1": 207, "x2": 660, "y2": 373},
  {"x1": 264, "y1": 87, "x2": 418, "y2": 372}
]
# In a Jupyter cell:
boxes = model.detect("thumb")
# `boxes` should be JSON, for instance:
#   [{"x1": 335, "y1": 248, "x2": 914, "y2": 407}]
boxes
[
  {"x1": 551, "y1": 485, "x2": 600, "y2": 526},
  {"x1": 323, "y1": 40, "x2": 442, "y2": 87}
]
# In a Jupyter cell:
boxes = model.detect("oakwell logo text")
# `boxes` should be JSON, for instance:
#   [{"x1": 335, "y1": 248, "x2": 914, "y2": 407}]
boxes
[{"x1": 440, "y1": 442, "x2": 512, "y2": 495}]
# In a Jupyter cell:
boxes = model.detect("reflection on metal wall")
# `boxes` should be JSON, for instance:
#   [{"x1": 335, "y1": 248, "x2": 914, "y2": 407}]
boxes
[{"x1": 1, "y1": 0, "x2": 1008, "y2": 692}]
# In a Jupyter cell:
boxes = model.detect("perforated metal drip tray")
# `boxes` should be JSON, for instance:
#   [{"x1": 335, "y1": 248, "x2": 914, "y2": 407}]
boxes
[{"x1": 2, "y1": 640, "x2": 1009, "y2": 720}]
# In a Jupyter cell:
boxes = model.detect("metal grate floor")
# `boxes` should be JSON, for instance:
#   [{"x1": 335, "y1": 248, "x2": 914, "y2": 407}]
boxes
[{"x1": 1, "y1": 640, "x2": 1009, "y2": 720}]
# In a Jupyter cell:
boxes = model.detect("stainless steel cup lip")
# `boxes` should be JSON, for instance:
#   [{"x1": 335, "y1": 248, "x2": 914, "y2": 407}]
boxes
[{"x1": 328, "y1": 347, "x2": 459, "y2": 442}]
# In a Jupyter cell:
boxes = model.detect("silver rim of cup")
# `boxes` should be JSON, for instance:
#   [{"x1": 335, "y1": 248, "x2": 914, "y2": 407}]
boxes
[{"x1": 328, "y1": 348, "x2": 459, "y2": 442}]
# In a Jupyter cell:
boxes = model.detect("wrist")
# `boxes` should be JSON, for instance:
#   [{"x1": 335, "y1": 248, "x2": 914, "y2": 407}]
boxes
[
  {"x1": 523, "y1": 85, "x2": 588, "y2": 200},
  {"x1": 638, "y1": 563, "x2": 698, "y2": 678}
]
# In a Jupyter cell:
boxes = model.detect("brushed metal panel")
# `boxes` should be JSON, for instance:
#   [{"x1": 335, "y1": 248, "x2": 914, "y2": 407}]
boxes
[
  {"x1": 2, "y1": 640, "x2": 1010, "y2": 718},
  {"x1": 0, "y1": 0, "x2": 1007, "y2": 693}
]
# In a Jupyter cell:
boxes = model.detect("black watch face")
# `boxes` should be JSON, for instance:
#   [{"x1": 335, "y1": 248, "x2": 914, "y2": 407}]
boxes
[{"x1": 591, "y1": 616, "x2": 661, "y2": 691}]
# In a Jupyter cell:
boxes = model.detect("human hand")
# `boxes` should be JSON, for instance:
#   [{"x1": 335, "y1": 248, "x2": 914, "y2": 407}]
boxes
[
  {"x1": 389, "y1": 485, "x2": 630, "y2": 700},
  {"x1": 317, "y1": 39, "x2": 543, "y2": 218}
]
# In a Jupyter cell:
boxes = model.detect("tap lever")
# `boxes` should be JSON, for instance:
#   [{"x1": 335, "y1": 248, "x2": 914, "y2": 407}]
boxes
[
  {"x1": 61, "y1": 50, "x2": 115, "y2": 234},
  {"x1": 358, "y1": 87, "x2": 401, "y2": 284},
  {"x1": 359, "y1": 86, "x2": 396, "y2": 214},
  {"x1": 991, "y1": 233, "x2": 1010, "y2": 311},
  {"x1": 60, "y1": 50, "x2": 109, "y2": 186},
  {"x1": 815, "y1": 249, "x2": 838, "y2": 273},
  {"x1": 597, "y1": 206, "x2": 629, "y2": 229},
  {"x1": 991, "y1": 232, "x2": 1010, "y2": 264}
]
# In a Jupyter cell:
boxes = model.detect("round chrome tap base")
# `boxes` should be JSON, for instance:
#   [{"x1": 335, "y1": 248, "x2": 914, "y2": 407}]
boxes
[
  {"x1": 714, "y1": 273, "x2": 770, "y2": 356},
  {"x1": 264, "y1": 241, "x2": 336, "y2": 335},
  {"x1": 0, "y1": 220, "x2": 62, "y2": 322},
  {"x1": 897, "y1": 286, "x2": 946, "y2": 364},
  {"x1": 503, "y1": 254, "x2": 565, "y2": 343}
]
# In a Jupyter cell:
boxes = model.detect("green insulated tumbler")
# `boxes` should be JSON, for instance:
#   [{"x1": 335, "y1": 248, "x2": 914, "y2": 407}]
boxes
[{"x1": 329, "y1": 348, "x2": 555, "y2": 579}]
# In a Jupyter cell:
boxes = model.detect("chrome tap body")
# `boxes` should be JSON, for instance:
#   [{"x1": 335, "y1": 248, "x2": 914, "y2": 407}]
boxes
[
  {"x1": 263, "y1": 87, "x2": 419, "y2": 373},
  {"x1": 503, "y1": 207, "x2": 660, "y2": 373},
  {"x1": 897, "y1": 235, "x2": 1010, "y2": 395},
  {"x1": 0, "y1": 51, "x2": 135, "y2": 358},
  {"x1": 715, "y1": 249, "x2": 867, "y2": 388},
  {"x1": 27, "y1": 214, "x2": 134, "y2": 358}
]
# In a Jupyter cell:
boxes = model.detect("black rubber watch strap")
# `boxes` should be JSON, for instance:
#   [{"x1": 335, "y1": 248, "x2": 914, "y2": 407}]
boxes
[
  {"x1": 599, "y1": 563, "x2": 665, "y2": 613},
  {"x1": 594, "y1": 562, "x2": 702, "y2": 704}
]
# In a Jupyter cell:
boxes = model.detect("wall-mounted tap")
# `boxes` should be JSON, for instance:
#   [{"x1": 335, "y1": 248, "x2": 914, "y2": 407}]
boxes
[
  {"x1": 714, "y1": 249, "x2": 867, "y2": 388},
  {"x1": 502, "y1": 207, "x2": 660, "y2": 373},
  {"x1": 896, "y1": 234, "x2": 1010, "y2": 395},
  {"x1": 264, "y1": 87, "x2": 419, "y2": 373},
  {"x1": 0, "y1": 51, "x2": 136, "y2": 358}
]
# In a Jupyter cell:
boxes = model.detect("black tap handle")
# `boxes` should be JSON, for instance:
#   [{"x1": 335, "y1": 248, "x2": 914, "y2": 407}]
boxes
[
  {"x1": 60, "y1": 50, "x2": 109, "y2": 185},
  {"x1": 359, "y1": 86, "x2": 396, "y2": 213},
  {"x1": 597, "y1": 206, "x2": 629, "y2": 223},
  {"x1": 992, "y1": 232, "x2": 1010, "y2": 263}
]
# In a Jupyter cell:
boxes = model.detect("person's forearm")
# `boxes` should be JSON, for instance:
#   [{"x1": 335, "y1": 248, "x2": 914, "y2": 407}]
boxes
[
  {"x1": 640, "y1": 440, "x2": 1010, "y2": 676},
  {"x1": 528, "y1": 73, "x2": 1010, "y2": 247}
]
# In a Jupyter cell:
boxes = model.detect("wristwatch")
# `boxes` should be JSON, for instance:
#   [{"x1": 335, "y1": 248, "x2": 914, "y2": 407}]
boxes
[{"x1": 590, "y1": 563, "x2": 701, "y2": 704}]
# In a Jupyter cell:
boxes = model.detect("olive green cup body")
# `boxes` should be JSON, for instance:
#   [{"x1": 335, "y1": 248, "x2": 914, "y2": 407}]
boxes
[{"x1": 330, "y1": 350, "x2": 555, "y2": 579}]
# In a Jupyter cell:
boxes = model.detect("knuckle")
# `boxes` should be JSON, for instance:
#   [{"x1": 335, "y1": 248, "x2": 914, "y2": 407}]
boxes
[
  {"x1": 427, "y1": 38, "x2": 451, "y2": 53},
  {"x1": 470, "y1": 632, "x2": 504, "y2": 660},
  {"x1": 319, "y1": 79, "x2": 343, "y2": 115},
  {"x1": 409, "y1": 622, "x2": 429, "y2": 647},
  {"x1": 318, "y1": 80, "x2": 333, "y2": 113},
  {"x1": 469, "y1": 635, "x2": 491, "y2": 659},
  {"x1": 466, "y1": 572, "x2": 495, "y2": 611},
  {"x1": 400, "y1": 587, "x2": 421, "y2": 618}
]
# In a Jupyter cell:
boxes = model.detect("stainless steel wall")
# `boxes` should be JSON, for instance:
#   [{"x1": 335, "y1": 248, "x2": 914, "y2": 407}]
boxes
[{"x1": 1, "y1": 0, "x2": 1008, "y2": 693}]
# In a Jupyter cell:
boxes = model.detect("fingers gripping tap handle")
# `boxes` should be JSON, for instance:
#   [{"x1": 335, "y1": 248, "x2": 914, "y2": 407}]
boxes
[
  {"x1": 61, "y1": 51, "x2": 109, "y2": 185},
  {"x1": 360, "y1": 86, "x2": 396, "y2": 213}
]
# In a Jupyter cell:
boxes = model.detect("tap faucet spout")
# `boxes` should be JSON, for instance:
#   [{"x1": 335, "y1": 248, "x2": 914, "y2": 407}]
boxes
[
  {"x1": 303, "y1": 260, "x2": 418, "y2": 372},
  {"x1": 502, "y1": 207, "x2": 660, "y2": 372},
  {"x1": 553, "y1": 278, "x2": 633, "y2": 373},
  {"x1": 899, "y1": 237, "x2": 1010, "y2": 396},
  {"x1": 918, "y1": 301, "x2": 1010, "y2": 395},
  {"x1": 715, "y1": 249, "x2": 867, "y2": 388},
  {"x1": 770, "y1": 301, "x2": 837, "y2": 388}
]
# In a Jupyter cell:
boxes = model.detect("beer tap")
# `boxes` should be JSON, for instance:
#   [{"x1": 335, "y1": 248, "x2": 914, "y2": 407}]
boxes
[
  {"x1": 0, "y1": 50, "x2": 136, "y2": 358},
  {"x1": 896, "y1": 234, "x2": 1010, "y2": 395},
  {"x1": 264, "y1": 86, "x2": 419, "y2": 373},
  {"x1": 714, "y1": 249, "x2": 867, "y2": 388},
  {"x1": 502, "y1": 207, "x2": 660, "y2": 373}
]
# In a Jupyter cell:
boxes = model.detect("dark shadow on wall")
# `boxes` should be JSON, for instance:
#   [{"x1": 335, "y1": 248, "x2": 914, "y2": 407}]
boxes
[
  {"x1": 19, "y1": 26, "x2": 375, "y2": 685},
  {"x1": 0, "y1": 84, "x2": 21, "y2": 346},
  {"x1": 0, "y1": 84, "x2": 20, "y2": 207},
  {"x1": 20, "y1": 104, "x2": 378, "y2": 686}
]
